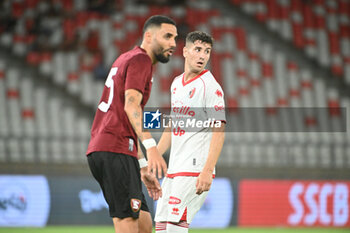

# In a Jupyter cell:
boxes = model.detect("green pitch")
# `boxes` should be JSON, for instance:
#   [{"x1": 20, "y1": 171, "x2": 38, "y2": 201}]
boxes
[{"x1": 0, "y1": 227, "x2": 348, "y2": 233}]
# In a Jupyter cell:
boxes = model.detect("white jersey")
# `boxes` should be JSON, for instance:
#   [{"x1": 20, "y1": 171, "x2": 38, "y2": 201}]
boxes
[{"x1": 167, "y1": 69, "x2": 225, "y2": 176}]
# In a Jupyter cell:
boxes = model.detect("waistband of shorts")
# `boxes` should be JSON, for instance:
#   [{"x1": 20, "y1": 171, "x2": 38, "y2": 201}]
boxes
[{"x1": 166, "y1": 172, "x2": 215, "y2": 178}]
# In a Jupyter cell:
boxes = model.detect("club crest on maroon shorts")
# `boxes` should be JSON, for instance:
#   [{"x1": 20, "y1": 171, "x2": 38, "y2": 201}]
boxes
[{"x1": 130, "y1": 198, "x2": 141, "y2": 212}]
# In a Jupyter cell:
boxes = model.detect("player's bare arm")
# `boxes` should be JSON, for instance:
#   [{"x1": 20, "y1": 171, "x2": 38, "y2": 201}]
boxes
[
  {"x1": 157, "y1": 123, "x2": 172, "y2": 156},
  {"x1": 137, "y1": 141, "x2": 162, "y2": 200},
  {"x1": 196, "y1": 122, "x2": 226, "y2": 195},
  {"x1": 124, "y1": 89, "x2": 167, "y2": 178}
]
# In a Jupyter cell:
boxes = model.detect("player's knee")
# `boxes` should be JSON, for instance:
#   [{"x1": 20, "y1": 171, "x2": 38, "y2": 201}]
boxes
[
  {"x1": 138, "y1": 212, "x2": 152, "y2": 233},
  {"x1": 139, "y1": 221, "x2": 152, "y2": 233}
]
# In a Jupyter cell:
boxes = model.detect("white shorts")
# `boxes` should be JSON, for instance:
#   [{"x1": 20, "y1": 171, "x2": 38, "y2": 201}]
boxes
[{"x1": 154, "y1": 176, "x2": 209, "y2": 224}]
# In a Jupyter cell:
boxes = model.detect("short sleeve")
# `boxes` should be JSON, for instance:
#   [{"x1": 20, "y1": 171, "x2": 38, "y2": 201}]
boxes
[
  {"x1": 205, "y1": 82, "x2": 226, "y2": 122},
  {"x1": 125, "y1": 54, "x2": 152, "y2": 94}
]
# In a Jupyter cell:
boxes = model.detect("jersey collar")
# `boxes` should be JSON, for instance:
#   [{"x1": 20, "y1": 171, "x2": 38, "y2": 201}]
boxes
[{"x1": 182, "y1": 69, "x2": 208, "y2": 86}]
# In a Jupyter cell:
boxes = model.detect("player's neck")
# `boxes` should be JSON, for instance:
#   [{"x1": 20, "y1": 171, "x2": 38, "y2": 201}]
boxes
[
  {"x1": 183, "y1": 70, "x2": 202, "y2": 83},
  {"x1": 140, "y1": 43, "x2": 157, "y2": 64}
]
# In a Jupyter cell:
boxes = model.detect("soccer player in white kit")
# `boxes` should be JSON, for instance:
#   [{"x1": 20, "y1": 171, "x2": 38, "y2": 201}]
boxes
[{"x1": 154, "y1": 31, "x2": 226, "y2": 233}]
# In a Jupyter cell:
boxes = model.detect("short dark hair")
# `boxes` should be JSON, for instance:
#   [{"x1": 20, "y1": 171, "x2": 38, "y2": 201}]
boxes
[
  {"x1": 143, "y1": 15, "x2": 176, "y2": 34},
  {"x1": 185, "y1": 31, "x2": 214, "y2": 46}
]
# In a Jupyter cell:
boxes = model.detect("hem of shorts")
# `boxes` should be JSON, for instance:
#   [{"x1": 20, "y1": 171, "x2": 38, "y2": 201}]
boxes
[
  {"x1": 110, "y1": 208, "x2": 150, "y2": 219},
  {"x1": 86, "y1": 148, "x2": 137, "y2": 158},
  {"x1": 155, "y1": 217, "x2": 189, "y2": 224},
  {"x1": 110, "y1": 213, "x2": 139, "y2": 219},
  {"x1": 166, "y1": 172, "x2": 215, "y2": 178}
]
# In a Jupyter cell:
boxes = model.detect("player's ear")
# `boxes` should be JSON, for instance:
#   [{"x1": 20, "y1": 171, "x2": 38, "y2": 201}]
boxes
[
  {"x1": 144, "y1": 30, "x2": 152, "y2": 44},
  {"x1": 183, "y1": 46, "x2": 187, "y2": 58}
]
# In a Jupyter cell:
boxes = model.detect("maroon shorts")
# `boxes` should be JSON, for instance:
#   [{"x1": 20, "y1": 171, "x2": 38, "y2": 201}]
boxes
[{"x1": 87, "y1": 151, "x2": 149, "y2": 219}]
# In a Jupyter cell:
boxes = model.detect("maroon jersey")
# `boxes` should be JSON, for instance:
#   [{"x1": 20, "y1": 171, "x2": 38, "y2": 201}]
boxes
[{"x1": 86, "y1": 46, "x2": 153, "y2": 158}]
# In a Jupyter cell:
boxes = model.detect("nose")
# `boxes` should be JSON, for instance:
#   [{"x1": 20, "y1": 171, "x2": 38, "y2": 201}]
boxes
[{"x1": 170, "y1": 37, "x2": 176, "y2": 48}]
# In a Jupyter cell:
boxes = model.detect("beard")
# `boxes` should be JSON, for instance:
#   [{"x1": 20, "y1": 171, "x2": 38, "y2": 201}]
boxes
[
  {"x1": 153, "y1": 44, "x2": 173, "y2": 63},
  {"x1": 155, "y1": 52, "x2": 170, "y2": 63}
]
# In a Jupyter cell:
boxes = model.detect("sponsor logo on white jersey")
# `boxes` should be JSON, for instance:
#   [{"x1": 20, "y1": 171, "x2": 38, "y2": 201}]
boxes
[
  {"x1": 172, "y1": 106, "x2": 195, "y2": 117},
  {"x1": 215, "y1": 89, "x2": 223, "y2": 97},
  {"x1": 189, "y1": 88, "x2": 196, "y2": 98},
  {"x1": 171, "y1": 207, "x2": 180, "y2": 215},
  {"x1": 169, "y1": 196, "x2": 181, "y2": 205}
]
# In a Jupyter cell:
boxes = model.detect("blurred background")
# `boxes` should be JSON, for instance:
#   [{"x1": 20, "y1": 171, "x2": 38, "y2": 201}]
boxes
[{"x1": 0, "y1": 0, "x2": 349, "y2": 229}]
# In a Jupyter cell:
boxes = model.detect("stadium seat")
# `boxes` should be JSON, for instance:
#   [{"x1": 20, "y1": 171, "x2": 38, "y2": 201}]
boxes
[
  {"x1": 0, "y1": 140, "x2": 6, "y2": 162},
  {"x1": 6, "y1": 68, "x2": 23, "y2": 137},
  {"x1": 264, "y1": 144, "x2": 277, "y2": 167},
  {"x1": 80, "y1": 71, "x2": 95, "y2": 105},
  {"x1": 50, "y1": 138, "x2": 63, "y2": 164},
  {"x1": 48, "y1": 97, "x2": 64, "y2": 137},
  {"x1": 34, "y1": 87, "x2": 49, "y2": 137},
  {"x1": 52, "y1": 52, "x2": 67, "y2": 86},
  {"x1": 8, "y1": 138, "x2": 21, "y2": 163},
  {"x1": 22, "y1": 138, "x2": 36, "y2": 163},
  {"x1": 221, "y1": 57, "x2": 238, "y2": 97},
  {"x1": 0, "y1": 66, "x2": 9, "y2": 137},
  {"x1": 65, "y1": 139, "x2": 77, "y2": 164},
  {"x1": 319, "y1": 144, "x2": 331, "y2": 168},
  {"x1": 334, "y1": 146, "x2": 344, "y2": 168},
  {"x1": 37, "y1": 138, "x2": 49, "y2": 163},
  {"x1": 20, "y1": 77, "x2": 36, "y2": 138},
  {"x1": 290, "y1": 145, "x2": 305, "y2": 168},
  {"x1": 62, "y1": 107, "x2": 76, "y2": 138},
  {"x1": 346, "y1": 145, "x2": 350, "y2": 168},
  {"x1": 305, "y1": 144, "x2": 318, "y2": 167},
  {"x1": 39, "y1": 52, "x2": 53, "y2": 76}
]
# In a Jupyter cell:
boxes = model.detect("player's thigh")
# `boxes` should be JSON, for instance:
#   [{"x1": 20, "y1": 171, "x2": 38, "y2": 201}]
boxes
[
  {"x1": 139, "y1": 210, "x2": 152, "y2": 233},
  {"x1": 113, "y1": 217, "x2": 138, "y2": 233},
  {"x1": 171, "y1": 177, "x2": 206, "y2": 223},
  {"x1": 154, "y1": 177, "x2": 172, "y2": 221},
  {"x1": 109, "y1": 153, "x2": 148, "y2": 218},
  {"x1": 112, "y1": 211, "x2": 151, "y2": 233}
]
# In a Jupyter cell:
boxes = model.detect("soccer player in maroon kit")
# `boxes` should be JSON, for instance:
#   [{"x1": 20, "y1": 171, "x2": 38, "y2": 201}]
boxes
[{"x1": 86, "y1": 15, "x2": 177, "y2": 233}]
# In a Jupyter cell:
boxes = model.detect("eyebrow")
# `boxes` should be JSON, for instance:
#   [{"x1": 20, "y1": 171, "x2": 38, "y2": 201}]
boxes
[
  {"x1": 194, "y1": 46, "x2": 211, "y2": 50},
  {"x1": 165, "y1": 32, "x2": 177, "y2": 38}
]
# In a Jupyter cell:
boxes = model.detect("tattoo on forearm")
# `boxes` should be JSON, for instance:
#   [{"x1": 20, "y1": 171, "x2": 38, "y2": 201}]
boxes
[
  {"x1": 133, "y1": 111, "x2": 140, "y2": 119},
  {"x1": 128, "y1": 96, "x2": 135, "y2": 104},
  {"x1": 125, "y1": 91, "x2": 144, "y2": 140}
]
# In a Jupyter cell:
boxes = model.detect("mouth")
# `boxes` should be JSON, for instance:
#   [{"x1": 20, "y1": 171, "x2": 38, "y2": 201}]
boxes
[
  {"x1": 164, "y1": 47, "x2": 175, "y2": 56},
  {"x1": 197, "y1": 61, "x2": 204, "y2": 66},
  {"x1": 165, "y1": 49, "x2": 174, "y2": 56}
]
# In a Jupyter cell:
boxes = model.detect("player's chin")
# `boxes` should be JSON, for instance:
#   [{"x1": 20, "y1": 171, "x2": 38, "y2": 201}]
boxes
[
  {"x1": 193, "y1": 67, "x2": 203, "y2": 73},
  {"x1": 157, "y1": 55, "x2": 170, "y2": 63}
]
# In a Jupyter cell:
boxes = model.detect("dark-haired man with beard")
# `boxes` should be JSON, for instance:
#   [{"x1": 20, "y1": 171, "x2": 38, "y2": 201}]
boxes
[{"x1": 86, "y1": 15, "x2": 177, "y2": 233}]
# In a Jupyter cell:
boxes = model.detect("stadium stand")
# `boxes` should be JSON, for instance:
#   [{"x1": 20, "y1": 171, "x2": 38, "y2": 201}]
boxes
[
  {"x1": 0, "y1": 0, "x2": 349, "y2": 172},
  {"x1": 230, "y1": 0, "x2": 350, "y2": 82}
]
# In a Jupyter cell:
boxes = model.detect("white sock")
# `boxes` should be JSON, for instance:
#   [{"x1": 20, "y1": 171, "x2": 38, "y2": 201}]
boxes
[
  {"x1": 166, "y1": 221, "x2": 189, "y2": 233},
  {"x1": 155, "y1": 222, "x2": 167, "y2": 233}
]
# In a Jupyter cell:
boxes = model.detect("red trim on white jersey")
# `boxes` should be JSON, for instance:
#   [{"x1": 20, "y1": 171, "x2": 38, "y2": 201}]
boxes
[
  {"x1": 155, "y1": 222, "x2": 167, "y2": 231},
  {"x1": 167, "y1": 221, "x2": 190, "y2": 228},
  {"x1": 199, "y1": 76, "x2": 206, "y2": 101},
  {"x1": 182, "y1": 69, "x2": 208, "y2": 86},
  {"x1": 167, "y1": 172, "x2": 215, "y2": 178}
]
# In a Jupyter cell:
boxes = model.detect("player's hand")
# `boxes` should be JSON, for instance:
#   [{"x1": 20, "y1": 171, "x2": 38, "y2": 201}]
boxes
[
  {"x1": 147, "y1": 147, "x2": 167, "y2": 179},
  {"x1": 140, "y1": 167, "x2": 162, "y2": 200},
  {"x1": 196, "y1": 171, "x2": 213, "y2": 195}
]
